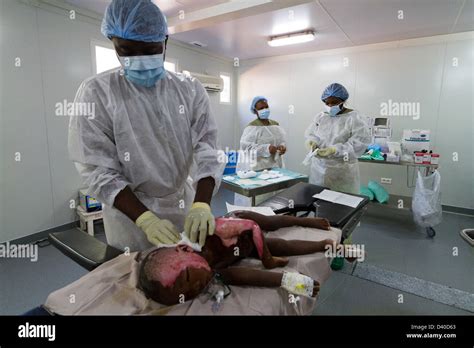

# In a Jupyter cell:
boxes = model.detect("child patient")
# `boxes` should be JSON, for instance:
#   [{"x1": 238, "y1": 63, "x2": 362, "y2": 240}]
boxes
[{"x1": 138, "y1": 211, "x2": 353, "y2": 305}]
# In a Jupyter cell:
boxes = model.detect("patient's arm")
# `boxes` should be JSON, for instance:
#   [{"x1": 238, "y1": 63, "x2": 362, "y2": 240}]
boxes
[
  {"x1": 232, "y1": 211, "x2": 330, "y2": 231},
  {"x1": 218, "y1": 267, "x2": 281, "y2": 287},
  {"x1": 217, "y1": 267, "x2": 320, "y2": 297}
]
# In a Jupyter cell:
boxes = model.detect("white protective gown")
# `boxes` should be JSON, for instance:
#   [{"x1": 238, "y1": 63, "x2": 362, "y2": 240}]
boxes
[
  {"x1": 69, "y1": 69, "x2": 224, "y2": 252},
  {"x1": 304, "y1": 110, "x2": 370, "y2": 194},
  {"x1": 238, "y1": 119, "x2": 287, "y2": 172}
]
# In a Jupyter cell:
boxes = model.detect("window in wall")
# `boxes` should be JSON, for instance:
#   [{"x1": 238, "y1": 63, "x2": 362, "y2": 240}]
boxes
[
  {"x1": 220, "y1": 73, "x2": 231, "y2": 104},
  {"x1": 94, "y1": 44, "x2": 120, "y2": 74}
]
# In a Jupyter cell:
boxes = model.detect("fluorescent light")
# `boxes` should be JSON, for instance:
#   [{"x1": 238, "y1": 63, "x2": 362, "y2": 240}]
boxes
[{"x1": 268, "y1": 30, "x2": 315, "y2": 47}]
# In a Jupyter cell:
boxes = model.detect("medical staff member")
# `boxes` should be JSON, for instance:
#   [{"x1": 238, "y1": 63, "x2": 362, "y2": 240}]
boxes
[
  {"x1": 68, "y1": 0, "x2": 223, "y2": 251},
  {"x1": 238, "y1": 96, "x2": 287, "y2": 171},
  {"x1": 304, "y1": 83, "x2": 370, "y2": 194}
]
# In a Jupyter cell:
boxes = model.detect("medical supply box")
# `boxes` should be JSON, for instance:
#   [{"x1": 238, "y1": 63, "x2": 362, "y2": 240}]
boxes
[
  {"x1": 414, "y1": 152, "x2": 424, "y2": 164},
  {"x1": 402, "y1": 129, "x2": 430, "y2": 154},
  {"x1": 79, "y1": 189, "x2": 102, "y2": 212},
  {"x1": 430, "y1": 153, "x2": 440, "y2": 165},
  {"x1": 369, "y1": 118, "x2": 392, "y2": 153},
  {"x1": 372, "y1": 117, "x2": 392, "y2": 137},
  {"x1": 415, "y1": 151, "x2": 439, "y2": 165},
  {"x1": 224, "y1": 151, "x2": 238, "y2": 175}
]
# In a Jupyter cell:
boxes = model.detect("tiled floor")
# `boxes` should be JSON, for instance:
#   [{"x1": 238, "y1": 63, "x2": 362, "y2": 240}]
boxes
[
  {"x1": 352, "y1": 205, "x2": 474, "y2": 294},
  {"x1": 314, "y1": 271, "x2": 471, "y2": 315},
  {"x1": 0, "y1": 237, "x2": 89, "y2": 315}
]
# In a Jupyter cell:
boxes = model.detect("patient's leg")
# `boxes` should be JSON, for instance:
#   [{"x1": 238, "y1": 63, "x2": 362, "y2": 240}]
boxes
[
  {"x1": 260, "y1": 234, "x2": 289, "y2": 269},
  {"x1": 233, "y1": 211, "x2": 330, "y2": 231},
  {"x1": 266, "y1": 238, "x2": 361, "y2": 262},
  {"x1": 266, "y1": 238, "x2": 334, "y2": 257}
]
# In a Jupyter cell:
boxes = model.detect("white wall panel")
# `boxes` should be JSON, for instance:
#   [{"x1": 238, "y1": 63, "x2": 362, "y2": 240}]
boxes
[
  {"x1": 238, "y1": 34, "x2": 474, "y2": 209},
  {"x1": 0, "y1": 0, "x2": 236, "y2": 242}
]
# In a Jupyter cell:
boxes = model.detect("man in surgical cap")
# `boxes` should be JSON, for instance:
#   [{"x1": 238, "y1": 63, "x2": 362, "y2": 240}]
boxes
[
  {"x1": 68, "y1": 0, "x2": 223, "y2": 251},
  {"x1": 304, "y1": 83, "x2": 370, "y2": 194}
]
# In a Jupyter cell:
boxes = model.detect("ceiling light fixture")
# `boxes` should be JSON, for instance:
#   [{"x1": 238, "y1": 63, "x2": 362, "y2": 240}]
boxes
[{"x1": 268, "y1": 30, "x2": 315, "y2": 47}]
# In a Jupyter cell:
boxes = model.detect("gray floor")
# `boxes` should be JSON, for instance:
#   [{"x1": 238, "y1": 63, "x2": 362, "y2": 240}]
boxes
[
  {"x1": 314, "y1": 203, "x2": 474, "y2": 315},
  {"x1": 0, "y1": 188, "x2": 472, "y2": 315},
  {"x1": 314, "y1": 271, "x2": 470, "y2": 315},
  {"x1": 0, "y1": 236, "x2": 89, "y2": 315},
  {"x1": 352, "y1": 205, "x2": 474, "y2": 294}
]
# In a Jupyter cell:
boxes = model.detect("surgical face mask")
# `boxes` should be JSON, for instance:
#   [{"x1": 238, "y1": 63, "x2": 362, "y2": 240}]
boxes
[
  {"x1": 119, "y1": 54, "x2": 165, "y2": 88},
  {"x1": 257, "y1": 108, "x2": 270, "y2": 120},
  {"x1": 325, "y1": 103, "x2": 342, "y2": 117}
]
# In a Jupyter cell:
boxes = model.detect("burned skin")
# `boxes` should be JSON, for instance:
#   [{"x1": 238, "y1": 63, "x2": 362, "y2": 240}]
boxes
[{"x1": 139, "y1": 212, "x2": 333, "y2": 305}]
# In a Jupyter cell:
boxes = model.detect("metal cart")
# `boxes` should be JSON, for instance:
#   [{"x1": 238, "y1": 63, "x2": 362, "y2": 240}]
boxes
[{"x1": 358, "y1": 159, "x2": 439, "y2": 237}]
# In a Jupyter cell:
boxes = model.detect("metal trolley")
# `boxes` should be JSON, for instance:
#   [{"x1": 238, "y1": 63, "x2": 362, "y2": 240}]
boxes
[{"x1": 358, "y1": 159, "x2": 439, "y2": 237}]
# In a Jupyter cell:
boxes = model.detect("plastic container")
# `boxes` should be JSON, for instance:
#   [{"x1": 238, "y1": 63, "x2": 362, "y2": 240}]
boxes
[
  {"x1": 423, "y1": 153, "x2": 431, "y2": 164},
  {"x1": 79, "y1": 189, "x2": 102, "y2": 212},
  {"x1": 414, "y1": 152, "x2": 424, "y2": 164},
  {"x1": 386, "y1": 154, "x2": 400, "y2": 163}
]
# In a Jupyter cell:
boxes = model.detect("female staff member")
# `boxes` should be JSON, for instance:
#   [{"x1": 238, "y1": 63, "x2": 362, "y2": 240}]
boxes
[
  {"x1": 304, "y1": 83, "x2": 370, "y2": 194},
  {"x1": 239, "y1": 96, "x2": 287, "y2": 171}
]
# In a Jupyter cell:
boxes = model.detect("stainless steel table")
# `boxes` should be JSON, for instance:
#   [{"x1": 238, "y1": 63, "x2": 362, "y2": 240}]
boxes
[{"x1": 221, "y1": 168, "x2": 309, "y2": 206}]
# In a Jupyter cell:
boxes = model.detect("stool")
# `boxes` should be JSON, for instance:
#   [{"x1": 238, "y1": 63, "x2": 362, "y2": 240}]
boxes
[{"x1": 77, "y1": 205, "x2": 103, "y2": 236}]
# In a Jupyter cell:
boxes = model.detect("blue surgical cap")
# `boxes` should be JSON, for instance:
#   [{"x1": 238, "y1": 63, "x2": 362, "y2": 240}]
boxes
[
  {"x1": 321, "y1": 83, "x2": 349, "y2": 102},
  {"x1": 101, "y1": 0, "x2": 168, "y2": 43},
  {"x1": 250, "y1": 96, "x2": 267, "y2": 112}
]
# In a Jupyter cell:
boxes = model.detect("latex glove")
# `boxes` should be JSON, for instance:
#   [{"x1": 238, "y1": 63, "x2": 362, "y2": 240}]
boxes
[
  {"x1": 317, "y1": 147, "x2": 337, "y2": 157},
  {"x1": 306, "y1": 140, "x2": 318, "y2": 151},
  {"x1": 184, "y1": 202, "x2": 216, "y2": 246},
  {"x1": 136, "y1": 211, "x2": 180, "y2": 246},
  {"x1": 268, "y1": 145, "x2": 278, "y2": 155},
  {"x1": 277, "y1": 145, "x2": 287, "y2": 155}
]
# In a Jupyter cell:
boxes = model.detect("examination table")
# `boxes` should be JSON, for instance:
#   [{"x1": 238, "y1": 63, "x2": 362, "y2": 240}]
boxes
[{"x1": 44, "y1": 183, "x2": 369, "y2": 315}]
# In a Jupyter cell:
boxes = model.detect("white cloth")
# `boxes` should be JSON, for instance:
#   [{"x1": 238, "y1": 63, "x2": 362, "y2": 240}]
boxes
[
  {"x1": 238, "y1": 124, "x2": 286, "y2": 171},
  {"x1": 69, "y1": 70, "x2": 224, "y2": 251},
  {"x1": 152, "y1": 232, "x2": 202, "y2": 252},
  {"x1": 304, "y1": 110, "x2": 370, "y2": 194}
]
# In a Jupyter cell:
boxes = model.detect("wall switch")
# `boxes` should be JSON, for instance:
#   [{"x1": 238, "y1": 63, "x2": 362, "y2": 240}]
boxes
[{"x1": 381, "y1": 178, "x2": 392, "y2": 184}]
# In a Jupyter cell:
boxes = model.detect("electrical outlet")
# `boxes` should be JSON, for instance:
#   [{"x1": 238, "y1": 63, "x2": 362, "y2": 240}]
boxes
[{"x1": 381, "y1": 178, "x2": 392, "y2": 184}]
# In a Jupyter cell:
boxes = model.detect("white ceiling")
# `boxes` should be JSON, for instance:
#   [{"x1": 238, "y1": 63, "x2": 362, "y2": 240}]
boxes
[
  {"x1": 66, "y1": 0, "x2": 474, "y2": 60},
  {"x1": 65, "y1": 0, "x2": 229, "y2": 17}
]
